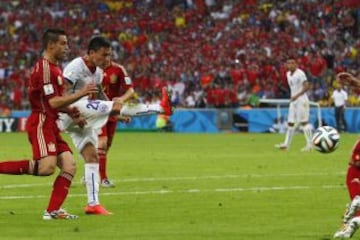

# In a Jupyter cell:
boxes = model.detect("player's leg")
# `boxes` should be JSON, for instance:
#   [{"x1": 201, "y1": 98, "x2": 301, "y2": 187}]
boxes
[
  {"x1": 300, "y1": 122, "x2": 313, "y2": 152},
  {"x1": 43, "y1": 150, "x2": 78, "y2": 220},
  {"x1": 68, "y1": 128, "x2": 111, "y2": 215},
  {"x1": 343, "y1": 142, "x2": 360, "y2": 222},
  {"x1": 343, "y1": 165, "x2": 360, "y2": 222},
  {"x1": 0, "y1": 159, "x2": 32, "y2": 174},
  {"x1": 114, "y1": 86, "x2": 173, "y2": 117},
  {"x1": 0, "y1": 117, "x2": 78, "y2": 220},
  {"x1": 334, "y1": 216, "x2": 360, "y2": 238},
  {"x1": 0, "y1": 117, "x2": 63, "y2": 176},
  {"x1": 81, "y1": 142, "x2": 112, "y2": 215},
  {"x1": 334, "y1": 142, "x2": 360, "y2": 237},
  {"x1": 0, "y1": 156, "x2": 57, "y2": 175},
  {"x1": 64, "y1": 100, "x2": 115, "y2": 130},
  {"x1": 98, "y1": 122, "x2": 109, "y2": 187},
  {"x1": 340, "y1": 107, "x2": 348, "y2": 132},
  {"x1": 98, "y1": 125, "x2": 109, "y2": 182},
  {"x1": 0, "y1": 120, "x2": 57, "y2": 175},
  {"x1": 335, "y1": 107, "x2": 341, "y2": 132},
  {"x1": 98, "y1": 121, "x2": 116, "y2": 188},
  {"x1": 275, "y1": 103, "x2": 295, "y2": 150},
  {"x1": 38, "y1": 129, "x2": 78, "y2": 220},
  {"x1": 299, "y1": 101, "x2": 312, "y2": 151}
]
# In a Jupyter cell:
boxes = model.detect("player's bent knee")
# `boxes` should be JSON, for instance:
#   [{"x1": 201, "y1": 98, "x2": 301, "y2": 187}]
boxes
[
  {"x1": 98, "y1": 138, "x2": 108, "y2": 150},
  {"x1": 63, "y1": 162, "x2": 76, "y2": 175},
  {"x1": 58, "y1": 151, "x2": 77, "y2": 175},
  {"x1": 86, "y1": 154, "x2": 98, "y2": 163},
  {"x1": 81, "y1": 143, "x2": 99, "y2": 163},
  {"x1": 34, "y1": 156, "x2": 58, "y2": 176}
]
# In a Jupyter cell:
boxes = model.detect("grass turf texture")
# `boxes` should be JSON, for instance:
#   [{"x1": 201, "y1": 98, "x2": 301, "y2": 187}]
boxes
[{"x1": 0, "y1": 132, "x2": 357, "y2": 240}]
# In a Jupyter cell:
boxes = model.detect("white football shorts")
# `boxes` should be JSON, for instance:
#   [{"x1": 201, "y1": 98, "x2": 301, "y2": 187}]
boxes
[
  {"x1": 287, "y1": 99, "x2": 310, "y2": 124},
  {"x1": 58, "y1": 99, "x2": 114, "y2": 152}
]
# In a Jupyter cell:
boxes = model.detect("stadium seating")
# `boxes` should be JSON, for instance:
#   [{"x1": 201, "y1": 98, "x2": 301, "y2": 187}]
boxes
[{"x1": 0, "y1": 0, "x2": 359, "y2": 111}]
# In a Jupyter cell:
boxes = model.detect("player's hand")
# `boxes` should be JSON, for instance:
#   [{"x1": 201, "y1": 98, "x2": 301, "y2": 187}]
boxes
[
  {"x1": 118, "y1": 116, "x2": 131, "y2": 123},
  {"x1": 73, "y1": 116, "x2": 87, "y2": 129},
  {"x1": 290, "y1": 95, "x2": 297, "y2": 102},
  {"x1": 68, "y1": 106, "x2": 81, "y2": 119},
  {"x1": 81, "y1": 83, "x2": 98, "y2": 97},
  {"x1": 337, "y1": 72, "x2": 359, "y2": 87}
]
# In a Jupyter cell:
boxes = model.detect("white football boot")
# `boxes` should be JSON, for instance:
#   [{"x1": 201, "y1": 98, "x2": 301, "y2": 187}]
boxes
[
  {"x1": 344, "y1": 196, "x2": 360, "y2": 223},
  {"x1": 334, "y1": 216, "x2": 360, "y2": 238},
  {"x1": 301, "y1": 145, "x2": 313, "y2": 152},
  {"x1": 274, "y1": 143, "x2": 288, "y2": 150}
]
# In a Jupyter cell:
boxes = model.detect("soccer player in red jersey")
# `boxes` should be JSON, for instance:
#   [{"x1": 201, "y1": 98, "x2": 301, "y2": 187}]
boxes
[
  {"x1": 0, "y1": 28, "x2": 98, "y2": 220},
  {"x1": 334, "y1": 72, "x2": 360, "y2": 238},
  {"x1": 98, "y1": 60, "x2": 135, "y2": 187}
]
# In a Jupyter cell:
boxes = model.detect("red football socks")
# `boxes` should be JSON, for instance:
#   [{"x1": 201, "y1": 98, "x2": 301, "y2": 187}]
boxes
[
  {"x1": 46, "y1": 171, "x2": 73, "y2": 212},
  {"x1": 98, "y1": 148, "x2": 107, "y2": 180},
  {"x1": 0, "y1": 160, "x2": 30, "y2": 174}
]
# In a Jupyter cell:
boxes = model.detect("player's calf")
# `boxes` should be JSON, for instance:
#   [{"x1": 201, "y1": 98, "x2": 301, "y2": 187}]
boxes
[{"x1": 344, "y1": 196, "x2": 360, "y2": 223}]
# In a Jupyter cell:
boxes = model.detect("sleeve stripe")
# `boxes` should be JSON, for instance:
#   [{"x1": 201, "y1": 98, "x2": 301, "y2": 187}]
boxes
[{"x1": 42, "y1": 59, "x2": 51, "y2": 84}]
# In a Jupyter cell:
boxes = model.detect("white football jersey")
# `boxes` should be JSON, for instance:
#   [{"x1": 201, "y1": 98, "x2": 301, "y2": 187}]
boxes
[
  {"x1": 286, "y1": 68, "x2": 308, "y2": 102},
  {"x1": 63, "y1": 57, "x2": 103, "y2": 100}
]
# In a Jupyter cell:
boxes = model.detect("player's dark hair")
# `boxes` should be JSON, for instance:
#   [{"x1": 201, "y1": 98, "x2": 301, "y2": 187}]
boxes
[
  {"x1": 42, "y1": 28, "x2": 66, "y2": 50},
  {"x1": 87, "y1": 36, "x2": 111, "y2": 53}
]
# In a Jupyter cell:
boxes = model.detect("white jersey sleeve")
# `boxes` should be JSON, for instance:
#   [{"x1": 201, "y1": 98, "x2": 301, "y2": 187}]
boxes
[{"x1": 63, "y1": 57, "x2": 82, "y2": 85}]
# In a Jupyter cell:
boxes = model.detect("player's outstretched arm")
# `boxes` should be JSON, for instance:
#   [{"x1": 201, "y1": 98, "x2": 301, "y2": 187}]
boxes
[
  {"x1": 113, "y1": 87, "x2": 135, "y2": 104},
  {"x1": 337, "y1": 72, "x2": 360, "y2": 88},
  {"x1": 49, "y1": 82, "x2": 98, "y2": 109}
]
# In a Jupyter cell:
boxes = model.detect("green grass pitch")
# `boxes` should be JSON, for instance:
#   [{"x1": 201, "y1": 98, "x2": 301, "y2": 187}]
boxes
[{"x1": 0, "y1": 132, "x2": 357, "y2": 240}]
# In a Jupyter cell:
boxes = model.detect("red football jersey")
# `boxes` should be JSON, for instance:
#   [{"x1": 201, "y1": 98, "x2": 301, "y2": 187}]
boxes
[
  {"x1": 102, "y1": 62, "x2": 133, "y2": 100},
  {"x1": 28, "y1": 58, "x2": 65, "y2": 120},
  {"x1": 351, "y1": 139, "x2": 360, "y2": 162}
]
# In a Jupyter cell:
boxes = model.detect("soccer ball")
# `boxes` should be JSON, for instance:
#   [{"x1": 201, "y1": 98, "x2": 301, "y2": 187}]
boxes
[{"x1": 312, "y1": 126, "x2": 340, "y2": 153}]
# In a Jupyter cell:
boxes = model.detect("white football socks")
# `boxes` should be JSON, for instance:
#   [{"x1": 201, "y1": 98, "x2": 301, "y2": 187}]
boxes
[
  {"x1": 284, "y1": 126, "x2": 295, "y2": 147},
  {"x1": 303, "y1": 124, "x2": 313, "y2": 147},
  {"x1": 85, "y1": 163, "x2": 100, "y2": 206},
  {"x1": 120, "y1": 104, "x2": 162, "y2": 116}
]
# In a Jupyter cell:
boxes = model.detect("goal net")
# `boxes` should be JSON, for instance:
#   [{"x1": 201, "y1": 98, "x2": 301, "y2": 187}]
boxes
[{"x1": 259, "y1": 99, "x2": 322, "y2": 128}]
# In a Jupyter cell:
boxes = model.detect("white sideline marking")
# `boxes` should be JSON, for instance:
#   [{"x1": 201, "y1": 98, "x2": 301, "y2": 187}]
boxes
[
  {"x1": 0, "y1": 172, "x2": 345, "y2": 189},
  {"x1": 0, "y1": 185, "x2": 343, "y2": 200}
]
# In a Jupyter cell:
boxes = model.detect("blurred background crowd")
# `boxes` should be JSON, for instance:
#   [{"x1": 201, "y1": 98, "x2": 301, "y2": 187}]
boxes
[{"x1": 0, "y1": 0, "x2": 359, "y2": 116}]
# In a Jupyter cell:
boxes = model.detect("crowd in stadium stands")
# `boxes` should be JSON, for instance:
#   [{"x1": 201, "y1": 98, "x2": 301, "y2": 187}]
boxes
[{"x1": 0, "y1": 0, "x2": 359, "y2": 114}]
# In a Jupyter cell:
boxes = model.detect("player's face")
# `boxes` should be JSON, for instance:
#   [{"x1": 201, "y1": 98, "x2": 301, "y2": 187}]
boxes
[
  {"x1": 286, "y1": 59, "x2": 297, "y2": 72},
  {"x1": 53, "y1": 35, "x2": 69, "y2": 61},
  {"x1": 90, "y1": 47, "x2": 111, "y2": 68}
]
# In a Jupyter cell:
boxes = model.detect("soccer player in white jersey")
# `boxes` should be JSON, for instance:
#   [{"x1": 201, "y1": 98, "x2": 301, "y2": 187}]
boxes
[
  {"x1": 60, "y1": 36, "x2": 172, "y2": 215},
  {"x1": 275, "y1": 58, "x2": 313, "y2": 151}
]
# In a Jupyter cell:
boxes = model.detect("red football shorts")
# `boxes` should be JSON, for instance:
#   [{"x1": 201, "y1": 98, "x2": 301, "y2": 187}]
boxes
[{"x1": 26, "y1": 113, "x2": 72, "y2": 160}]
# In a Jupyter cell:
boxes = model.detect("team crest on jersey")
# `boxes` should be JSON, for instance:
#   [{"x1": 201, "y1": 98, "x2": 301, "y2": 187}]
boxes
[
  {"x1": 99, "y1": 103, "x2": 109, "y2": 113},
  {"x1": 124, "y1": 76, "x2": 132, "y2": 85},
  {"x1": 57, "y1": 76, "x2": 63, "y2": 85},
  {"x1": 43, "y1": 84, "x2": 54, "y2": 95},
  {"x1": 48, "y1": 142, "x2": 56, "y2": 152},
  {"x1": 110, "y1": 74, "x2": 117, "y2": 84}
]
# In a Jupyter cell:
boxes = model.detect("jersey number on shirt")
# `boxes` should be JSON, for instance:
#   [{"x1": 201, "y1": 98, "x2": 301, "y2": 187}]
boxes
[{"x1": 86, "y1": 100, "x2": 101, "y2": 110}]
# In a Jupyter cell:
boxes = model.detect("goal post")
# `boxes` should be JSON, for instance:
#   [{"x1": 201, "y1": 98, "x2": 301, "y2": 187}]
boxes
[{"x1": 259, "y1": 99, "x2": 322, "y2": 128}]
